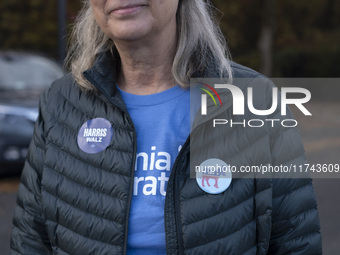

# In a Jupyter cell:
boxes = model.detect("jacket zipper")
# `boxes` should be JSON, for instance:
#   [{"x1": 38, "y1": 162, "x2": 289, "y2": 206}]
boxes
[
  {"x1": 169, "y1": 127, "x2": 203, "y2": 254},
  {"x1": 167, "y1": 112, "x2": 228, "y2": 254},
  {"x1": 123, "y1": 130, "x2": 137, "y2": 255},
  {"x1": 170, "y1": 136, "x2": 190, "y2": 255},
  {"x1": 83, "y1": 73, "x2": 137, "y2": 255}
]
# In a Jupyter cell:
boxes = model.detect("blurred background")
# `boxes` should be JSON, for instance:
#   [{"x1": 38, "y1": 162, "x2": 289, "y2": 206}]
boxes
[{"x1": 0, "y1": 0, "x2": 339, "y2": 254}]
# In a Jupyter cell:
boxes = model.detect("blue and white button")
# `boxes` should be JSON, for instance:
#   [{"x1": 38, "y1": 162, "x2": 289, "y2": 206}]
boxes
[
  {"x1": 77, "y1": 118, "x2": 113, "y2": 154},
  {"x1": 196, "y1": 158, "x2": 232, "y2": 194}
]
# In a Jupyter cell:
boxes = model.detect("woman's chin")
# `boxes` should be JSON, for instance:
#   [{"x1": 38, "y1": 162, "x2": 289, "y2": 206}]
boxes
[{"x1": 108, "y1": 23, "x2": 153, "y2": 43}]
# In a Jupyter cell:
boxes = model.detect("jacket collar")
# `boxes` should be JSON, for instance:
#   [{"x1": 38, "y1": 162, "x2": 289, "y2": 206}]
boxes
[
  {"x1": 83, "y1": 50, "x2": 127, "y2": 110},
  {"x1": 83, "y1": 50, "x2": 118, "y2": 95},
  {"x1": 83, "y1": 50, "x2": 234, "y2": 124},
  {"x1": 83, "y1": 50, "x2": 226, "y2": 95}
]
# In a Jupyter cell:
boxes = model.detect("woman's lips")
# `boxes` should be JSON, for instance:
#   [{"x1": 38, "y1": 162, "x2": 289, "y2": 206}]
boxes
[{"x1": 111, "y1": 5, "x2": 146, "y2": 15}]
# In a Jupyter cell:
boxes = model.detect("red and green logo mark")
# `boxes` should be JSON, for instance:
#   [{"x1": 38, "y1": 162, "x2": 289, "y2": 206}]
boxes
[{"x1": 198, "y1": 82, "x2": 223, "y2": 115}]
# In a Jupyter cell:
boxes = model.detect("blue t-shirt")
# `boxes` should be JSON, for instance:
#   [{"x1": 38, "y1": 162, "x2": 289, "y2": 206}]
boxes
[{"x1": 117, "y1": 85, "x2": 191, "y2": 255}]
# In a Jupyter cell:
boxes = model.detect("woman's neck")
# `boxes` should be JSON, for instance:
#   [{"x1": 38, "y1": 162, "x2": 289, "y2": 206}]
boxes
[{"x1": 114, "y1": 26, "x2": 177, "y2": 95}]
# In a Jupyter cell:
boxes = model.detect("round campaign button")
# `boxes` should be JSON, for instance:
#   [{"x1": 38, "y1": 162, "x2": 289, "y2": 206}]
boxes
[
  {"x1": 196, "y1": 158, "x2": 232, "y2": 194},
  {"x1": 77, "y1": 118, "x2": 113, "y2": 154}
]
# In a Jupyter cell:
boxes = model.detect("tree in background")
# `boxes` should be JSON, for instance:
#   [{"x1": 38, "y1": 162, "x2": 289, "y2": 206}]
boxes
[
  {"x1": 0, "y1": 0, "x2": 58, "y2": 56},
  {"x1": 258, "y1": 0, "x2": 276, "y2": 76},
  {"x1": 212, "y1": 0, "x2": 340, "y2": 77},
  {"x1": 0, "y1": 0, "x2": 80, "y2": 61}
]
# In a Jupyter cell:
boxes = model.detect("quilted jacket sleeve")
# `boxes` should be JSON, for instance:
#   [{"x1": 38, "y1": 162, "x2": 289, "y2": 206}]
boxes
[
  {"x1": 10, "y1": 90, "x2": 52, "y2": 254},
  {"x1": 265, "y1": 81, "x2": 322, "y2": 254}
]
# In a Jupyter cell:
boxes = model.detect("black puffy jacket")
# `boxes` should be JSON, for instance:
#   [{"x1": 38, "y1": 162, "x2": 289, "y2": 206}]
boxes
[{"x1": 11, "y1": 51, "x2": 322, "y2": 255}]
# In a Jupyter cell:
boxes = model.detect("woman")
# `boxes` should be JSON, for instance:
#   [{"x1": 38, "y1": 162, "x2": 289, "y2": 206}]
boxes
[{"x1": 11, "y1": 0, "x2": 322, "y2": 254}]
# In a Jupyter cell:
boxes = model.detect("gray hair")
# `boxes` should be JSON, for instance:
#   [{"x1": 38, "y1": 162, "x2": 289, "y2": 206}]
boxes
[{"x1": 65, "y1": 0, "x2": 233, "y2": 91}]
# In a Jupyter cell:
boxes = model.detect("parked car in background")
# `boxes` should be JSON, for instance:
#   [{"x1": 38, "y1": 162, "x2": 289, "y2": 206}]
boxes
[{"x1": 0, "y1": 51, "x2": 64, "y2": 175}]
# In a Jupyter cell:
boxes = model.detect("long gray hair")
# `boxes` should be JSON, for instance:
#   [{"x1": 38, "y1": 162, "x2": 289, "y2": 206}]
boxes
[{"x1": 65, "y1": 0, "x2": 233, "y2": 91}]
